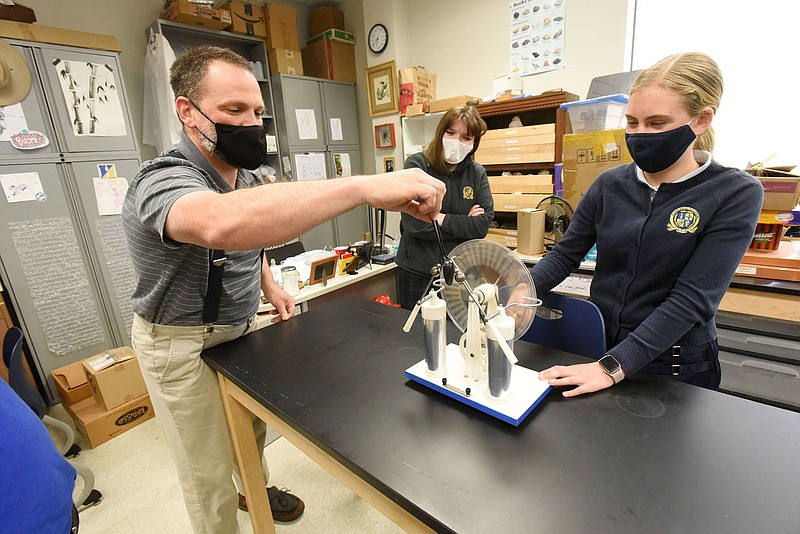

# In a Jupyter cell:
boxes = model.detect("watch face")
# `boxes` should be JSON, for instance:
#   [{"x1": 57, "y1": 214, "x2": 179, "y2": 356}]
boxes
[
  {"x1": 369, "y1": 24, "x2": 388, "y2": 53},
  {"x1": 599, "y1": 356, "x2": 620, "y2": 373}
]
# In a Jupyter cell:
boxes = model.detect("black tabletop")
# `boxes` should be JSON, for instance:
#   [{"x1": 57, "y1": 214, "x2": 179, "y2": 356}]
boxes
[{"x1": 203, "y1": 297, "x2": 800, "y2": 534}]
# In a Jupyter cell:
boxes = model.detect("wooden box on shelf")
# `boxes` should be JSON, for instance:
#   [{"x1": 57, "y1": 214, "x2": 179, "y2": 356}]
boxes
[
  {"x1": 488, "y1": 174, "x2": 553, "y2": 194},
  {"x1": 492, "y1": 193, "x2": 549, "y2": 212}
]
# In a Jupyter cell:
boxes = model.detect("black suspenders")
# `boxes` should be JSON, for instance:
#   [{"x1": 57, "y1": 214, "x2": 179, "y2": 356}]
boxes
[{"x1": 165, "y1": 149, "x2": 226, "y2": 329}]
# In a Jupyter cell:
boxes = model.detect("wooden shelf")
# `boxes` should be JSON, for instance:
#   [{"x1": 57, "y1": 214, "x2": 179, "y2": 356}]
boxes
[{"x1": 475, "y1": 91, "x2": 579, "y2": 117}]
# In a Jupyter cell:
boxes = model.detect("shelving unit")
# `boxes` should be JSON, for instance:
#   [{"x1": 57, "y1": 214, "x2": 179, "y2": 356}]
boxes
[
  {"x1": 475, "y1": 91, "x2": 578, "y2": 174},
  {"x1": 401, "y1": 111, "x2": 444, "y2": 161},
  {"x1": 150, "y1": 19, "x2": 282, "y2": 177},
  {"x1": 475, "y1": 91, "x2": 579, "y2": 248}
]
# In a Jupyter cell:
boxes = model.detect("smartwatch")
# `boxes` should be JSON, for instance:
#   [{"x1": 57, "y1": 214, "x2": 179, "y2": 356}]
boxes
[{"x1": 598, "y1": 355, "x2": 625, "y2": 384}]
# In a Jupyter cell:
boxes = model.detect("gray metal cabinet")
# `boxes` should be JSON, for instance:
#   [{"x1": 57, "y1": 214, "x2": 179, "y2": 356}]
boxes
[
  {"x1": 271, "y1": 74, "x2": 367, "y2": 250},
  {"x1": 151, "y1": 19, "x2": 282, "y2": 177},
  {"x1": 0, "y1": 38, "x2": 139, "y2": 403},
  {"x1": 716, "y1": 311, "x2": 800, "y2": 411}
]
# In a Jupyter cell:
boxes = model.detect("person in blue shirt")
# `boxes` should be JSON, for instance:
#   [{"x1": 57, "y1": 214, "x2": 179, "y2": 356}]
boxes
[
  {"x1": 533, "y1": 52, "x2": 763, "y2": 397},
  {"x1": 0, "y1": 379, "x2": 77, "y2": 533}
]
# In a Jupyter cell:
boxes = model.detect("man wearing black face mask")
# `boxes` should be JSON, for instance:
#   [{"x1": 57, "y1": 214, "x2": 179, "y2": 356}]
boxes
[{"x1": 122, "y1": 45, "x2": 445, "y2": 534}]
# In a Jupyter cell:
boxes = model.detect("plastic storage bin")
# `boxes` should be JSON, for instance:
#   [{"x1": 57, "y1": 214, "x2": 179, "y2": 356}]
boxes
[{"x1": 560, "y1": 94, "x2": 629, "y2": 133}]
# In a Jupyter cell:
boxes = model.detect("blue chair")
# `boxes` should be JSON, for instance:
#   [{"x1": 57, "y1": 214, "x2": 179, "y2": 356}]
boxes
[
  {"x1": 521, "y1": 292, "x2": 607, "y2": 359},
  {"x1": 3, "y1": 327, "x2": 102, "y2": 509}
]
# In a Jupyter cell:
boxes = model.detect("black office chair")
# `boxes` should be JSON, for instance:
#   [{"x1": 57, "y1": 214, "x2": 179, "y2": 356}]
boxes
[
  {"x1": 521, "y1": 292, "x2": 607, "y2": 359},
  {"x1": 3, "y1": 327, "x2": 102, "y2": 508}
]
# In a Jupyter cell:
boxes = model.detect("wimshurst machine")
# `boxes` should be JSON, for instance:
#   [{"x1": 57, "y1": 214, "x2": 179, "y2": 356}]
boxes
[{"x1": 403, "y1": 224, "x2": 551, "y2": 426}]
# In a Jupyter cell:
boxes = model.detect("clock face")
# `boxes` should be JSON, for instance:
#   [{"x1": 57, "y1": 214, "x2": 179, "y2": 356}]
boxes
[{"x1": 369, "y1": 24, "x2": 388, "y2": 54}]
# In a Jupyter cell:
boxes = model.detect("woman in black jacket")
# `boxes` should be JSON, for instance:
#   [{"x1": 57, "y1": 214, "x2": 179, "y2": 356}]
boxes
[{"x1": 395, "y1": 105, "x2": 494, "y2": 310}]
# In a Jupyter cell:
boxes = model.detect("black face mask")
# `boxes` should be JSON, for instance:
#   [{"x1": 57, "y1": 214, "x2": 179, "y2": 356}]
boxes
[
  {"x1": 625, "y1": 123, "x2": 696, "y2": 174},
  {"x1": 190, "y1": 101, "x2": 266, "y2": 170}
]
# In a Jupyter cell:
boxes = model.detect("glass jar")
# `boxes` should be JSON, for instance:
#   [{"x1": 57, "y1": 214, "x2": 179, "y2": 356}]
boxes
[{"x1": 280, "y1": 266, "x2": 300, "y2": 296}]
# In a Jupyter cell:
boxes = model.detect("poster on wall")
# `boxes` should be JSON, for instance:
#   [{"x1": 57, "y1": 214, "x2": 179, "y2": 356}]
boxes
[
  {"x1": 0, "y1": 104, "x2": 29, "y2": 142},
  {"x1": 52, "y1": 59, "x2": 127, "y2": 137},
  {"x1": 509, "y1": 0, "x2": 566, "y2": 76}
]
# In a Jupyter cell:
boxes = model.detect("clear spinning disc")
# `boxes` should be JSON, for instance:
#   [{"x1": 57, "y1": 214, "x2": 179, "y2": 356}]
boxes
[{"x1": 441, "y1": 239, "x2": 536, "y2": 340}]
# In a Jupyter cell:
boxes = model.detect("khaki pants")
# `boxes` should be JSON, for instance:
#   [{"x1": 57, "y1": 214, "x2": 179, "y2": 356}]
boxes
[{"x1": 131, "y1": 314, "x2": 268, "y2": 534}]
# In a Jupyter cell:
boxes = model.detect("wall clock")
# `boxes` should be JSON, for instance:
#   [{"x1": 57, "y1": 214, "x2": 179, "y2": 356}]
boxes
[{"x1": 368, "y1": 23, "x2": 388, "y2": 54}]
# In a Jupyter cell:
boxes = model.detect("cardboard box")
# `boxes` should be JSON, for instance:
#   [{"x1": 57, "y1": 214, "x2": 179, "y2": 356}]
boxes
[
  {"x1": 750, "y1": 223, "x2": 783, "y2": 251},
  {"x1": 561, "y1": 129, "x2": 632, "y2": 210},
  {"x1": 489, "y1": 174, "x2": 552, "y2": 194},
  {"x1": 307, "y1": 27, "x2": 355, "y2": 45},
  {"x1": 758, "y1": 209, "x2": 800, "y2": 225},
  {"x1": 221, "y1": 1, "x2": 267, "y2": 37},
  {"x1": 0, "y1": 20, "x2": 120, "y2": 52},
  {"x1": 161, "y1": 0, "x2": 232, "y2": 30},
  {"x1": 517, "y1": 208, "x2": 546, "y2": 255},
  {"x1": 268, "y1": 48, "x2": 303, "y2": 76},
  {"x1": 309, "y1": 5, "x2": 345, "y2": 36},
  {"x1": 404, "y1": 103, "x2": 428, "y2": 117},
  {"x1": 67, "y1": 393, "x2": 154, "y2": 449},
  {"x1": 82, "y1": 347, "x2": 147, "y2": 412},
  {"x1": 264, "y1": 2, "x2": 299, "y2": 51},
  {"x1": 492, "y1": 193, "x2": 549, "y2": 212},
  {"x1": 51, "y1": 361, "x2": 92, "y2": 407},
  {"x1": 737, "y1": 241, "x2": 800, "y2": 282},
  {"x1": 428, "y1": 95, "x2": 480, "y2": 113},
  {"x1": 302, "y1": 33, "x2": 355, "y2": 83},
  {"x1": 755, "y1": 176, "x2": 800, "y2": 211}
]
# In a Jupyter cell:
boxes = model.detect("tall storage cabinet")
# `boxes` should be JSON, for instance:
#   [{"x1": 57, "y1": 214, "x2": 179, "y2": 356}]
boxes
[
  {"x1": 271, "y1": 74, "x2": 366, "y2": 250},
  {"x1": 0, "y1": 38, "x2": 140, "y2": 403}
]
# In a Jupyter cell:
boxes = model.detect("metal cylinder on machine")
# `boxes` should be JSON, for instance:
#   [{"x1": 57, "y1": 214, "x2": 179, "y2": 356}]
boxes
[
  {"x1": 487, "y1": 309, "x2": 515, "y2": 399},
  {"x1": 421, "y1": 291, "x2": 447, "y2": 376}
]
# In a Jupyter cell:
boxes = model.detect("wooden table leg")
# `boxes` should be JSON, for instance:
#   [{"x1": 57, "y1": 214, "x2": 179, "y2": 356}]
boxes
[
  {"x1": 218, "y1": 375, "x2": 276, "y2": 534},
  {"x1": 220, "y1": 376, "x2": 436, "y2": 534}
]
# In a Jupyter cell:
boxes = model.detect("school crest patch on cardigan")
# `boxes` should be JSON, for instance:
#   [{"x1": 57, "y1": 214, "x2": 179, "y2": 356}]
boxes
[
  {"x1": 463, "y1": 186, "x2": 474, "y2": 200},
  {"x1": 667, "y1": 206, "x2": 700, "y2": 234}
]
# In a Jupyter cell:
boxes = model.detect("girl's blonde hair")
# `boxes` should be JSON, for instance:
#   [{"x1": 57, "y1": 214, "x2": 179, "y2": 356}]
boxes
[
  {"x1": 630, "y1": 52, "x2": 723, "y2": 152},
  {"x1": 424, "y1": 105, "x2": 487, "y2": 174}
]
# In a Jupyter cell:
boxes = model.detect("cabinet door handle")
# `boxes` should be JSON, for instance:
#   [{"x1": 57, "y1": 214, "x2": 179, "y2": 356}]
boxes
[
  {"x1": 744, "y1": 335, "x2": 800, "y2": 351},
  {"x1": 740, "y1": 359, "x2": 799, "y2": 378}
]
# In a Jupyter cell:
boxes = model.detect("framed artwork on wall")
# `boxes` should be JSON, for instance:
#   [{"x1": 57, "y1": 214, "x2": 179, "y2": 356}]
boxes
[
  {"x1": 383, "y1": 157, "x2": 395, "y2": 173},
  {"x1": 374, "y1": 123, "x2": 395, "y2": 149},
  {"x1": 366, "y1": 60, "x2": 398, "y2": 117}
]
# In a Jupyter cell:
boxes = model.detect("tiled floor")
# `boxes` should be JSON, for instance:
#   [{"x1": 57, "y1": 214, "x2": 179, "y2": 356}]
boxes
[{"x1": 49, "y1": 404, "x2": 403, "y2": 533}]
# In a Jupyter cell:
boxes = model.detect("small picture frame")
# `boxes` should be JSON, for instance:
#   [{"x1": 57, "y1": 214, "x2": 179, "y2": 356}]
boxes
[
  {"x1": 309, "y1": 255, "x2": 337, "y2": 286},
  {"x1": 383, "y1": 157, "x2": 395, "y2": 173},
  {"x1": 374, "y1": 123, "x2": 396, "y2": 149},
  {"x1": 366, "y1": 60, "x2": 398, "y2": 117}
]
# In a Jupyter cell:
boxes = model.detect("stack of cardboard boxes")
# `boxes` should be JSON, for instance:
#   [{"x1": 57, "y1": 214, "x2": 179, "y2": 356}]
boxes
[
  {"x1": 263, "y1": 2, "x2": 303, "y2": 76},
  {"x1": 302, "y1": 6, "x2": 356, "y2": 84},
  {"x1": 559, "y1": 95, "x2": 632, "y2": 210},
  {"x1": 160, "y1": 1, "x2": 302, "y2": 75},
  {"x1": 51, "y1": 347, "x2": 153, "y2": 448},
  {"x1": 161, "y1": 0, "x2": 233, "y2": 30}
]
